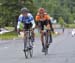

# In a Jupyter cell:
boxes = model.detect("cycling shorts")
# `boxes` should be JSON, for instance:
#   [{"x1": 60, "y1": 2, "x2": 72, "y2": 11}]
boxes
[
  {"x1": 24, "y1": 23, "x2": 32, "y2": 30},
  {"x1": 38, "y1": 20, "x2": 50, "y2": 30}
]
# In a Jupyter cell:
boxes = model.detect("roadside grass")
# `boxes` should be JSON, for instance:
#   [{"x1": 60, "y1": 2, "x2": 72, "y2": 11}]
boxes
[
  {"x1": 69, "y1": 24, "x2": 75, "y2": 28},
  {"x1": 0, "y1": 31, "x2": 60, "y2": 40},
  {"x1": 4, "y1": 27, "x2": 14, "y2": 31},
  {"x1": 0, "y1": 31, "x2": 18, "y2": 40},
  {"x1": 35, "y1": 32, "x2": 60, "y2": 37},
  {"x1": 65, "y1": 24, "x2": 75, "y2": 28},
  {"x1": 1, "y1": 24, "x2": 75, "y2": 40}
]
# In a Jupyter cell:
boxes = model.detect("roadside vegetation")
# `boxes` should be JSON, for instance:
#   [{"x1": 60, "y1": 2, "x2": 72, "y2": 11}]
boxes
[
  {"x1": 0, "y1": 31, "x2": 18, "y2": 40},
  {"x1": 0, "y1": 0, "x2": 75, "y2": 40}
]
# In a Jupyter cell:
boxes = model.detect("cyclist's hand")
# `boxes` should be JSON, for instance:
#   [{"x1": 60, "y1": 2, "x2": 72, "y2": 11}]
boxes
[
  {"x1": 31, "y1": 28, "x2": 35, "y2": 31},
  {"x1": 32, "y1": 25, "x2": 35, "y2": 30},
  {"x1": 17, "y1": 29, "x2": 20, "y2": 34},
  {"x1": 53, "y1": 31, "x2": 58, "y2": 35}
]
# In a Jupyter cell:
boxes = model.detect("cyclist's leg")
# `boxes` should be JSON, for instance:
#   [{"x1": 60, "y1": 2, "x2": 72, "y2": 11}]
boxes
[
  {"x1": 39, "y1": 21, "x2": 45, "y2": 52},
  {"x1": 48, "y1": 20, "x2": 53, "y2": 43},
  {"x1": 24, "y1": 31, "x2": 27, "y2": 49},
  {"x1": 27, "y1": 23, "x2": 34, "y2": 48},
  {"x1": 40, "y1": 30, "x2": 44, "y2": 47},
  {"x1": 23, "y1": 24, "x2": 28, "y2": 51},
  {"x1": 45, "y1": 21, "x2": 50, "y2": 48},
  {"x1": 23, "y1": 23, "x2": 31, "y2": 51},
  {"x1": 31, "y1": 29, "x2": 35, "y2": 42},
  {"x1": 40, "y1": 30, "x2": 45, "y2": 52},
  {"x1": 28, "y1": 23, "x2": 35, "y2": 42},
  {"x1": 50, "y1": 32, "x2": 52, "y2": 43}
]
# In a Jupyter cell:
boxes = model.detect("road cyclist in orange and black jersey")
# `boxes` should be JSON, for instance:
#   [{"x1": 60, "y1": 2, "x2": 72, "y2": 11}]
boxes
[{"x1": 35, "y1": 8, "x2": 54, "y2": 52}]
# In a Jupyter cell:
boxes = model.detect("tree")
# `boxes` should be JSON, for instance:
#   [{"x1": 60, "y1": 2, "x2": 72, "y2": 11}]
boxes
[
  {"x1": 0, "y1": 0, "x2": 37, "y2": 30},
  {"x1": 34, "y1": 0, "x2": 75, "y2": 24},
  {"x1": 58, "y1": 17, "x2": 64, "y2": 27},
  {"x1": 68, "y1": 13, "x2": 74, "y2": 24}
]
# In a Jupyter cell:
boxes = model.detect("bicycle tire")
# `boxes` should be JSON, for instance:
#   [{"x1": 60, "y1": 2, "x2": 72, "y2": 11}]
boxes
[
  {"x1": 29, "y1": 36, "x2": 33, "y2": 58},
  {"x1": 29, "y1": 47, "x2": 33, "y2": 57},
  {"x1": 24, "y1": 33, "x2": 31, "y2": 59},
  {"x1": 45, "y1": 31, "x2": 48, "y2": 55},
  {"x1": 23, "y1": 29, "x2": 34, "y2": 59},
  {"x1": 24, "y1": 37, "x2": 29, "y2": 59},
  {"x1": 24, "y1": 49, "x2": 29, "y2": 59},
  {"x1": 45, "y1": 47, "x2": 48, "y2": 55}
]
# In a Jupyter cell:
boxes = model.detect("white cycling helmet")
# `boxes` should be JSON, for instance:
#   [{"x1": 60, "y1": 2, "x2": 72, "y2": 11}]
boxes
[{"x1": 21, "y1": 7, "x2": 29, "y2": 13}]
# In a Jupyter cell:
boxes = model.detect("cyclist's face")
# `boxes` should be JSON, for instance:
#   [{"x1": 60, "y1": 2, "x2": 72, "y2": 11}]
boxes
[
  {"x1": 39, "y1": 11, "x2": 44, "y2": 14},
  {"x1": 22, "y1": 12, "x2": 28, "y2": 17}
]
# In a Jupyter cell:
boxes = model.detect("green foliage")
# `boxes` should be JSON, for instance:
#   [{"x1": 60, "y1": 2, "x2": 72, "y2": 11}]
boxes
[
  {"x1": 0, "y1": 31, "x2": 18, "y2": 40},
  {"x1": 34, "y1": 0, "x2": 75, "y2": 24},
  {"x1": 0, "y1": 0, "x2": 37, "y2": 28},
  {"x1": 65, "y1": 24, "x2": 75, "y2": 28},
  {"x1": 58, "y1": 17, "x2": 64, "y2": 26},
  {"x1": 68, "y1": 13, "x2": 74, "y2": 24},
  {"x1": 0, "y1": 0, "x2": 75, "y2": 28},
  {"x1": 65, "y1": 24, "x2": 69, "y2": 28},
  {"x1": 69, "y1": 24, "x2": 75, "y2": 28}
]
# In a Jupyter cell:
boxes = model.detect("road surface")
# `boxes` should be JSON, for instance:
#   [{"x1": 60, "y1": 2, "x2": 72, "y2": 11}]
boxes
[{"x1": 0, "y1": 29, "x2": 75, "y2": 63}]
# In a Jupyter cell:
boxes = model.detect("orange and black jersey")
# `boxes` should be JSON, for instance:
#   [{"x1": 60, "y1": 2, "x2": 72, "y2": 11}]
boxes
[
  {"x1": 35, "y1": 13, "x2": 50, "y2": 21},
  {"x1": 35, "y1": 13, "x2": 54, "y2": 32}
]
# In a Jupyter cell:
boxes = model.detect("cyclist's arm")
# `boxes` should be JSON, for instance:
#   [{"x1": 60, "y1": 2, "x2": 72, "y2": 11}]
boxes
[
  {"x1": 31, "y1": 20, "x2": 35, "y2": 29},
  {"x1": 35, "y1": 15, "x2": 41, "y2": 27},
  {"x1": 28, "y1": 13, "x2": 36, "y2": 29},
  {"x1": 17, "y1": 15, "x2": 23, "y2": 34},
  {"x1": 17, "y1": 14, "x2": 23, "y2": 29},
  {"x1": 35, "y1": 15, "x2": 40, "y2": 21},
  {"x1": 46, "y1": 15, "x2": 54, "y2": 32},
  {"x1": 49, "y1": 19, "x2": 54, "y2": 32}
]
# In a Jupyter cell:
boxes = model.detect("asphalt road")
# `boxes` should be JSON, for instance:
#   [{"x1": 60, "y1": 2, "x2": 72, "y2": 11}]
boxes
[{"x1": 0, "y1": 29, "x2": 75, "y2": 63}]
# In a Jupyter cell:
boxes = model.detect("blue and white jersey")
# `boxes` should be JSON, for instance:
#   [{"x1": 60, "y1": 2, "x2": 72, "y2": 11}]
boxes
[
  {"x1": 18, "y1": 13, "x2": 34, "y2": 23},
  {"x1": 17, "y1": 13, "x2": 35, "y2": 29}
]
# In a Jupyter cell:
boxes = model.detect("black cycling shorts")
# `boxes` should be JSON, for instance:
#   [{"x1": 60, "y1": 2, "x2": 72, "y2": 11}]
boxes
[
  {"x1": 24, "y1": 23, "x2": 32, "y2": 30},
  {"x1": 39, "y1": 20, "x2": 50, "y2": 30}
]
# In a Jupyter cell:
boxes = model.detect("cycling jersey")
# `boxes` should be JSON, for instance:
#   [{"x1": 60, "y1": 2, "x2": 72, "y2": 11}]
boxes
[
  {"x1": 35, "y1": 13, "x2": 54, "y2": 31},
  {"x1": 17, "y1": 13, "x2": 35, "y2": 29},
  {"x1": 35, "y1": 13, "x2": 50, "y2": 21}
]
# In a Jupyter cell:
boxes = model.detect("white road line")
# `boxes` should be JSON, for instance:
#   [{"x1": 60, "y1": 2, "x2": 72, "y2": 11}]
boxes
[{"x1": 4, "y1": 46, "x2": 8, "y2": 49}]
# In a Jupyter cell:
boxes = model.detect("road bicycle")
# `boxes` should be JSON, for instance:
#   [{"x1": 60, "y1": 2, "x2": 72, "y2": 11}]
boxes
[
  {"x1": 43, "y1": 29, "x2": 52, "y2": 55},
  {"x1": 23, "y1": 29, "x2": 34, "y2": 58}
]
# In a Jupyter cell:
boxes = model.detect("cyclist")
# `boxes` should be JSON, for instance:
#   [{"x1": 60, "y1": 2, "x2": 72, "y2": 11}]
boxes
[
  {"x1": 35, "y1": 8, "x2": 54, "y2": 52},
  {"x1": 17, "y1": 7, "x2": 35, "y2": 50}
]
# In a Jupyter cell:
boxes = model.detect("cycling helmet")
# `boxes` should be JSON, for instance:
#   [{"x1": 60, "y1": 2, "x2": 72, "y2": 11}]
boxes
[{"x1": 21, "y1": 7, "x2": 29, "y2": 13}]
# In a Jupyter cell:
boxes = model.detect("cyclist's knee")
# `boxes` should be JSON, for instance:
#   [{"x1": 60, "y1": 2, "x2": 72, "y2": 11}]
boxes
[
  {"x1": 46, "y1": 24, "x2": 50, "y2": 30},
  {"x1": 40, "y1": 30, "x2": 44, "y2": 33}
]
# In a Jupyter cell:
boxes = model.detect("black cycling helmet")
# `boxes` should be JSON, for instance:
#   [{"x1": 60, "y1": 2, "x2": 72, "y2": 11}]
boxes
[{"x1": 21, "y1": 7, "x2": 29, "y2": 13}]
